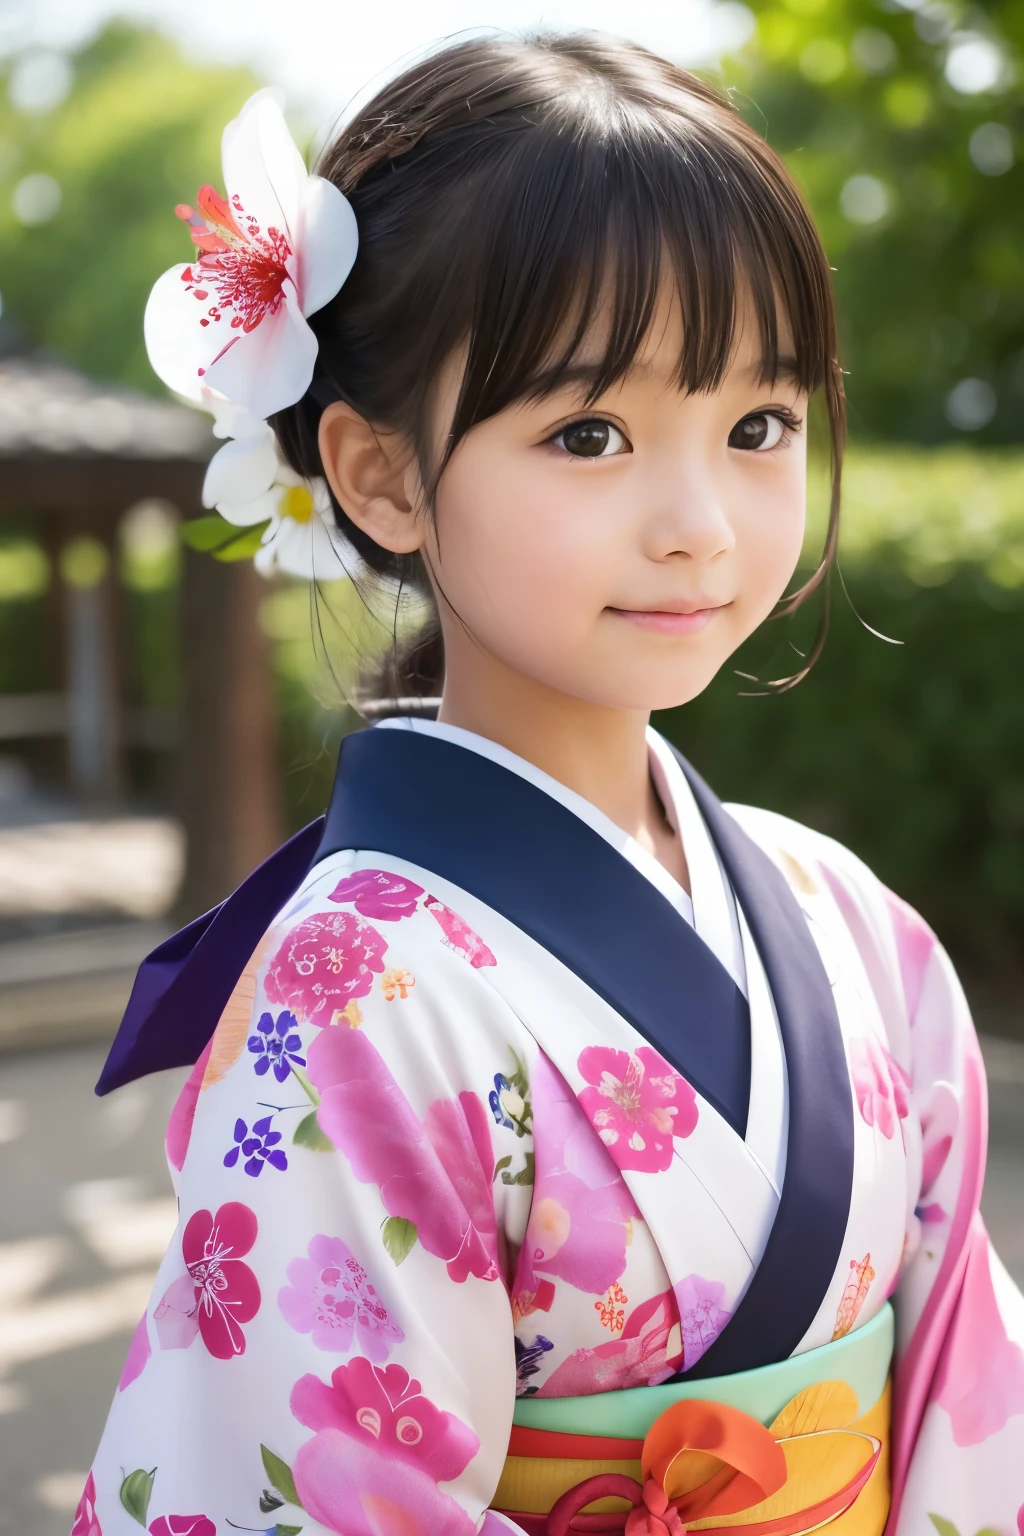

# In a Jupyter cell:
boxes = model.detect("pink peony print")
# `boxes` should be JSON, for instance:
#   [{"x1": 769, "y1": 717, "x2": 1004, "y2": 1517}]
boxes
[
  {"x1": 308, "y1": 1028, "x2": 500, "y2": 1283},
  {"x1": 935, "y1": 1221, "x2": 1024, "y2": 1446},
  {"x1": 539, "y1": 1290, "x2": 684, "y2": 1397},
  {"x1": 292, "y1": 1357, "x2": 480, "y2": 1479},
  {"x1": 515, "y1": 1052, "x2": 638, "y2": 1300},
  {"x1": 72, "y1": 1473, "x2": 101, "y2": 1536},
  {"x1": 577, "y1": 1045, "x2": 698, "y2": 1173},
  {"x1": 329, "y1": 868, "x2": 425, "y2": 920},
  {"x1": 148, "y1": 1519, "x2": 215, "y2": 1536},
  {"x1": 674, "y1": 1272, "x2": 732, "y2": 1370},
  {"x1": 279, "y1": 1234, "x2": 404, "y2": 1359},
  {"x1": 424, "y1": 897, "x2": 496, "y2": 967},
  {"x1": 265, "y1": 911, "x2": 388, "y2": 1025},
  {"x1": 292, "y1": 1430, "x2": 475, "y2": 1536},
  {"x1": 850, "y1": 1034, "x2": 911, "y2": 1141},
  {"x1": 883, "y1": 886, "x2": 937, "y2": 1026},
  {"x1": 154, "y1": 1202, "x2": 260, "y2": 1360},
  {"x1": 117, "y1": 1312, "x2": 151, "y2": 1391}
]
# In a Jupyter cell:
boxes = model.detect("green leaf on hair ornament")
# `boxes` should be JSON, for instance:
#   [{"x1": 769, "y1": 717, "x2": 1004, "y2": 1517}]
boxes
[
  {"x1": 180, "y1": 514, "x2": 271, "y2": 561},
  {"x1": 119, "y1": 1467, "x2": 156, "y2": 1526}
]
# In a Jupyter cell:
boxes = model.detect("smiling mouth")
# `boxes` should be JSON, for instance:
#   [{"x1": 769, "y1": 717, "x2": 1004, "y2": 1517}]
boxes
[{"x1": 606, "y1": 602, "x2": 728, "y2": 635}]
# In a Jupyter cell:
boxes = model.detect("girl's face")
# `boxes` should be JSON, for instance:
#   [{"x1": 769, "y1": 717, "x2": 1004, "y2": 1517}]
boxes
[{"x1": 420, "y1": 284, "x2": 809, "y2": 713}]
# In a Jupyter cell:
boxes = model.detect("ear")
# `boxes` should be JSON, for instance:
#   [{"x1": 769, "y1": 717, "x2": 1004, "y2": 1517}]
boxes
[{"x1": 318, "y1": 402, "x2": 425, "y2": 555}]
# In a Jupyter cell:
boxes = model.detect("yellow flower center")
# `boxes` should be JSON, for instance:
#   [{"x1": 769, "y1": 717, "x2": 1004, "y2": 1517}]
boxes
[{"x1": 279, "y1": 484, "x2": 314, "y2": 524}]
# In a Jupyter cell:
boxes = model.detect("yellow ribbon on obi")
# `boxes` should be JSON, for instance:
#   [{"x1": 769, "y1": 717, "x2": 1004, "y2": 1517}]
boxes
[{"x1": 492, "y1": 1306, "x2": 892, "y2": 1536}]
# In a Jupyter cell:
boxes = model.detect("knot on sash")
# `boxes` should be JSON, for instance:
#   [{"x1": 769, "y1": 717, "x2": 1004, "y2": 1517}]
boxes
[{"x1": 546, "y1": 1400, "x2": 786, "y2": 1536}]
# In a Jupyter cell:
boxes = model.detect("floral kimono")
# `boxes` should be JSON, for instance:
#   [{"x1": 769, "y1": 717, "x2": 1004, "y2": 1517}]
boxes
[{"x1": 78, "y1": 720, "x2": 1024, "y2": 1536}]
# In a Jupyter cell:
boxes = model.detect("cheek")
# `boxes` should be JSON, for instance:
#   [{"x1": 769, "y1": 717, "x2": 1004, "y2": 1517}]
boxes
[{"x1": 733, "y1": 463, "x2": 807, "y2": 606}]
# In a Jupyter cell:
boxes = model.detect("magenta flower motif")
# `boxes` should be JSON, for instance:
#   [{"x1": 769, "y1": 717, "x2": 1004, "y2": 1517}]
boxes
[
  {"x1": 540, "y1": 1290, "x2": 683, "y2": 1396},
  {"x1": 117, "y1": 1313, "x2": 151, "y2": 1391},
  {"x1": 936, "y1": 1223, "x2": 1024, "y2": 1446},
  {"x1": 154, "y1": 1202, "x2": 260, "y2": 1360},
  {"x1": 577, "y1": 1045, "x2": 698, "y2": 1173},
  {"x1": 424, "y1": 896, "x2": 496, "y2": 967},
  {"x1": 72, "y1": 1473, "x2": 102, "y2": 1536},
  {"x1": 307, "y1": 1027, "x2": 499, "y2": 1283},
  {"x1": 148, "y1": 1519, "x2": 216, "y2": 1536},
  {"x1": 279, "y1": 1235, "x2": 404, "y2": 1359},
  {"x1": 329, "y1": 868, "x2": 425, "y2": 920},
  {"x1": 291, "y1": 1358, "x2": 479, "y2": 1536},
  {"x1": 292, "y1": 1357, "x2": 479, "y2": 1478},
  {"x1": 674, "y1": 1272, "x2": 732, "y2": 1371},
  {"x1": 265, "y1": 910, "x2": 388, "y2": 1025},
  {"x1": 516, "y1": 1051, "x2": 638, "y2": 1299},
  {"x1": 850, "y1": 1034, "x2": 911, "y2": 1141}
]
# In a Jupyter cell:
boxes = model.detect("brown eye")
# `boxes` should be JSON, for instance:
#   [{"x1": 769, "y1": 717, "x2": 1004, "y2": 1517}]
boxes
[
  {"x1": 557, "y1": 420, "x2": 627, "y2": 458},
  {"x1": 728, "y1": 413, "x2": 785, "y2": 451}
]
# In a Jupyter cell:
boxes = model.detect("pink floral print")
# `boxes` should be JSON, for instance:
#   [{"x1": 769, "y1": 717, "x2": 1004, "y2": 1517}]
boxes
[
  {"x1": 265, "y1": 910, "x2": 388, "y2": 1024},
  {"x1": 577, "y1": 1044, "x2": 698, "y2": 1172},
  {"x1": 516, "y1": 1052, "x2": 638, "y2": 1301},
  {"x1": 329, "y1": 868, "x2": 425, "y2": 920},
  {"x1": 935, "y1": 1221, "x2": 1024, "y2": 1446},
  {"x1": 850, "y1": 1033, "x2": 911, "y2": 1140},
  {"x1": 148, "y1": 1519, "x2": 215, "y2": 1536},
  {"x1": 154, "y1": 1202, "x2": 260, "y2": 1359},
  {"x1": 308, "y1": 1027, "x2": 500, "y2": 1283},
  {"x1": 290, "y1": 1358, "x2": 478, "y2": 1536},
  {"x1": 674, "y1": 1272, "x2": 732, "y2": 1370},
  {"x1": 540, "y1": 1290, "x2": 683, "y2": 1396},
  {"x1": 117, "y1": 1314, "x2": 151, "y2": 1391},
  {"x1": 424, "y1": 896, "x2": 496, "y2": 967},
  {"x1": 71, "y1": 1473, "x2": 101, "y2": 1536},
  {"x1": 279, "y1": 1235, "x2": 404, "y2": 1359}
]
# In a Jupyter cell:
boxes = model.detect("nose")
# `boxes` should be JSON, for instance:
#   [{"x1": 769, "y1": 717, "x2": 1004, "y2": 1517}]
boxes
[{"x1": 641, "y1": 458, "x2": 736, "y2": 565}]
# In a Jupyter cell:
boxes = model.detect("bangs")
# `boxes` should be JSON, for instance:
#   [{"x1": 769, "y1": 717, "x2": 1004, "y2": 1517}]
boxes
[{"x1": 433, "y1": 101, "x2": 838, "y2": 480}]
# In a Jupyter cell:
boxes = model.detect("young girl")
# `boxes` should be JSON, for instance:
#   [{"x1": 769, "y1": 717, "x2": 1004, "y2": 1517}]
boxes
[{"x1": 81, "y1": 32, "x2": 1024, "y2": 1536}]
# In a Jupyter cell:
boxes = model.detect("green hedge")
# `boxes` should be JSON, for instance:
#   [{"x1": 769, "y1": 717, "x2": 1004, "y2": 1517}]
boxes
[{"x1": 653, "y1": 447, "x2": 1024, "y2": 982}]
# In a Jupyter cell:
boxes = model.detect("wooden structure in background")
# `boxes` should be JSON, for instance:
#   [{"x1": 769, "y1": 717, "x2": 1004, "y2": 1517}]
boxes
[{"x1": 0, "y1": 356, "x2": 284, "y2": 916}]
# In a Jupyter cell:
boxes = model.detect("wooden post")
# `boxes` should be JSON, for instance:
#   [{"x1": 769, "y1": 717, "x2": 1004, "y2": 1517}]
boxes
[{"x1": 176, "y1": 550, "x2": 285, "y2": 918}]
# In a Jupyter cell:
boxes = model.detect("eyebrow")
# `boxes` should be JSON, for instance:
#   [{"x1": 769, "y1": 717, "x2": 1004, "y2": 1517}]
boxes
[{"x1": 520, "y1": 351, "x2": 805, "y2": 403}]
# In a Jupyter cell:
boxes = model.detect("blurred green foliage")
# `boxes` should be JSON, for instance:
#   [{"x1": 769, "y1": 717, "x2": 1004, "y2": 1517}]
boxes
[
  {"x1": 0, "y1": 24, "x2": 260, "y2": 389},
  {"x1": 728, "y1": 0, "x2": 1023, "y2": 443}
]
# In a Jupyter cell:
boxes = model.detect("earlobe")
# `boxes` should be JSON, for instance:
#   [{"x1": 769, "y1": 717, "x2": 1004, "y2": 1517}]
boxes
[{"x1": 317, "y1": 401, "x2": 425, "y2": 555}]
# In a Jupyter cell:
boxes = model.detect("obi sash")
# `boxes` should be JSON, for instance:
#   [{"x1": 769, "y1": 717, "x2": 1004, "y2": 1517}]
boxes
[{"x1": 492, "y1": 1304, "x2": 893, "y2": 1536}]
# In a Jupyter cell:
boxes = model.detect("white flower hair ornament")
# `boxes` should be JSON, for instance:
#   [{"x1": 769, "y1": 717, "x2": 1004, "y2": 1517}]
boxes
[{"x1": 144, "y1": 89, "x2": 358, "y2": 578}]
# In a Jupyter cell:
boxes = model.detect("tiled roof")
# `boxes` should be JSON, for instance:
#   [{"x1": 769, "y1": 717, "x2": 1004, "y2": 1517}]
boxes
[{"x1": 0, "y1": 357, "x2": 211, "y2": 460}]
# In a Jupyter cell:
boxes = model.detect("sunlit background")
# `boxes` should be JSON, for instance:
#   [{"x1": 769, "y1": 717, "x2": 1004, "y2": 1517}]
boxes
[{"x1": 1, "y1": 0, "x2": 1022, "y2": 1530}]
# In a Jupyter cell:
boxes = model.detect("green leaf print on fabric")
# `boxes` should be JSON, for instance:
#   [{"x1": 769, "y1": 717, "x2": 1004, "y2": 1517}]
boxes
[
  {"x1": 501, "y1": 1151, "x2": 535, "y2": 1186},
  {"x1": 292, "y1": 1110, "x2": 333, "y2": 1151},
  {"x1": 928, "y1": 1518, "x2": 1001, "y2": 1536},
  {"x1": 276, "y1": 1525, "x2": 303, "y2": 1535},
  {"x1": 260, "y1": 1446, "x2": 301, "y2": 1509},
  {"x1": 119, "y1": 1467, "x2": 156, "y2": 1526},
  {"x1": 382, "y1": 1215, "x2": 418, "y2": 1265}
]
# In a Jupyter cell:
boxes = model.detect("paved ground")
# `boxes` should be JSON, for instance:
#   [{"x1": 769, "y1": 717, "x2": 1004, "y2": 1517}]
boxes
[{"x1": 1, "y1": 1037, "x2": 1022, "y2": 1536}]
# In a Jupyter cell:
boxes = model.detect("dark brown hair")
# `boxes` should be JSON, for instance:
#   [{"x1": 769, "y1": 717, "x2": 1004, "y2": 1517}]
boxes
[{"x1": 271, "y1": 30, "x2": 845, "y2": 699}]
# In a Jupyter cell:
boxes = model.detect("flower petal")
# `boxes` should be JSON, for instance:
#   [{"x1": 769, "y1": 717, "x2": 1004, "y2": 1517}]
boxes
[
  {"x1": 143, "y1": 264, "x2": 213, "y2": 403},
  {"x1": 202, "y1": 429, "x2": 278, "y2": 509},
  {"x1": 203, "y1": 287, "x2": 317, "y2": 419},
  {"x1": 221, "y1": 88, "x2": 306, "y2": 252},
  {"x1": 297, "y1": 175, "x2": 358, "y2": 317},
  {"x1": 216, "y1": 486, "x2": 283, "y2": 528}
]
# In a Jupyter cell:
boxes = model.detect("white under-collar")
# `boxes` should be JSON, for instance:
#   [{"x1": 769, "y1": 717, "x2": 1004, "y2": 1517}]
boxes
[{"x1": 374, "y1": 716, "x2": 746, "y2": 995}]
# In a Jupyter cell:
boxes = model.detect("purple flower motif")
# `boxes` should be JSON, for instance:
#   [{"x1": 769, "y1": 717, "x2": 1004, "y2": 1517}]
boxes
[
  {"x1": 223, "y1": 1115, "x2": 288, "y2": 1177},
  {"x1": 515, "y1": 1333, "x2": 554, "y2": 1395},
  {"x1": 247, "y1": 1009, "x2": 305, "y2": 1083}
]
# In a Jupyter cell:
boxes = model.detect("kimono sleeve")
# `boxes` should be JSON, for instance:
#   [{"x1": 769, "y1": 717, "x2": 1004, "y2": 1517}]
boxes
[
  {"x1": 881, "y1": 890, "x2": 1024, "y2": 1536},
  {"x1": 81, "y1": 860, "x2": 535, "y2": 1536}
]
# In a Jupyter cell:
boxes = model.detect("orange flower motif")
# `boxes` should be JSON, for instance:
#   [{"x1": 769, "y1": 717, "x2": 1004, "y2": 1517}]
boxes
[
  {"x1": 595, "y1": 1283, "x2": 628, "y2": 1334},
  {"x1": 330, "y1": 1001, "x2": 363, "y2": 1029},
  {"x1": 381, "y1": 968, "x2": 416, "y2": 1001}
]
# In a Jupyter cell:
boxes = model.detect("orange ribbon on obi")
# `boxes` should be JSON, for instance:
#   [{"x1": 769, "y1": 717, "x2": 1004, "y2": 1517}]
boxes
[{"x1": 546, "y1": 1400, "x2": 787, "y2": 1536}]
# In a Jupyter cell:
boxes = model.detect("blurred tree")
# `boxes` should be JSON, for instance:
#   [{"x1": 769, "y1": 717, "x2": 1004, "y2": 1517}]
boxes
[
  {"x1": 0, "y1": 24, "x2": 261, "y2": 390},
  {"x1": 728, "y1": 0, "x2": 1024, "y2": 444}
]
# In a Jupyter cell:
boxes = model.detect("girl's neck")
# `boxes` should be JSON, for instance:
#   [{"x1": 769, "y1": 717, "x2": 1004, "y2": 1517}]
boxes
[{"x1": 436, "y1": 654, "x2": 690, "y2": 892}]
